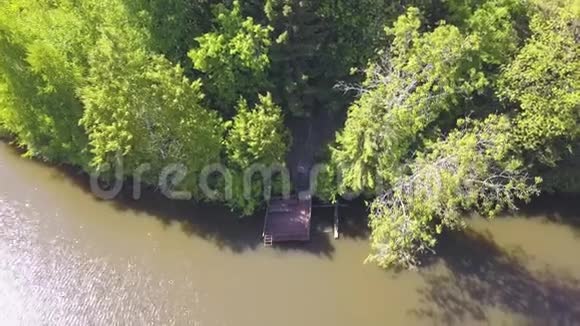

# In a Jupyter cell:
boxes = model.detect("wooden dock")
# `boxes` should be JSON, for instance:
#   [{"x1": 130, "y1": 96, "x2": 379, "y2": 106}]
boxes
[{"x1": 262, "y1": 196, "x2": 311, "y2": 245}]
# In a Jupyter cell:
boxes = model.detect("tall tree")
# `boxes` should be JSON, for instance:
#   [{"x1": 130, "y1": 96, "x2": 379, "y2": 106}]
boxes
[
  {"x1": 188, "y1": 1, "x2": 273, "y2": 113},
  {"x1": 331, "y1": 7, "x2": 490, "y2": 193},
  {"x1": 122, "y1": 0, "x2": 210, "y2": 64},
  {"x1": 80, "y1": 28, "x2": 224, "y2": 194},
  {"x1": 265, "y1": 0, "x2": 401, "y2": 116},
  {"x1": 498, "y1": 2, "x2": 579, "y2": 165},
  {"x1": 225, "y1": 93, "x2": 290, "y2": 214},
  {"x1": 366, "y1": 115, "x2": 540, "y2": 269},
  {"x1": 0, "y1": 0, "x2": 95, "y2": 165}
]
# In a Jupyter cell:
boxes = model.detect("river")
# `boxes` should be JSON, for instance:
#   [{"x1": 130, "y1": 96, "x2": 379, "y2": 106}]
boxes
[{"x1": 0, "y1": 142, "x2": 579, "y2": 325}]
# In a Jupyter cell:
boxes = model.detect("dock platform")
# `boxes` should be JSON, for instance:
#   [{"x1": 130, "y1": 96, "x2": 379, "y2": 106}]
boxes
[{"x1": 262, "y1": 196, "x2": 311, "y2": 245}]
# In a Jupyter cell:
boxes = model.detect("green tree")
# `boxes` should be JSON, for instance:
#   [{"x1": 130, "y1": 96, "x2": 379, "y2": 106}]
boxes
[
  {"x1": 188, "y1": 1, "x2": 273, "y2": 113},
  {"x1": 123, "y1": 0, "x2": 209, "y2": 63},
  {"x1": 0, "y1": 79, "x2": 10, "y2": 137},
  {"x1": 540, "y1": 144, "x2": 580, "y2": 194},
  {"x1": 498, "y1": 3, "x2": 580, "y2": 165},
  {"x1": 225, "y1": 93, "x2": 290, "y2": 214},
  {"x1": 330, "y1": 4, "x2": 549, "y2": 268},
  {"x1": 265, "y1": 0, "x2": 330, "y2": 116},
  {"x1": 226, "y1": 93, "x2": 289, "y2": 168},
  {"x1": 367, "y1": 115, "x2": 540, "y2": 268},
  {"x1": 331, "y1": 7, "x2": 490, "y2": 194},
  {"x1": 0, "y1": 0, "x2": 95, "y2": 164},
  {"x1": 264, "y1": 0, "x2": 448, "y2": 116},
  {"x1": 80, "y1": 26, "x2": 224, "y2": 195},
  {"x1": 466, "y1": 0, "x2": 524, "y2": 66}
]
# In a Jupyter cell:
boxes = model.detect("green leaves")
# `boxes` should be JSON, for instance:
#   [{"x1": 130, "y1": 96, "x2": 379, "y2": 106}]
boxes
[
  {"x1": 0, "y1": 0, "x2": 225, "y2": 198},
  {"x1": 188, "y1": 1, "x2": 272, "y2": 112},
  {"x1": 332, "y1": 7, "x2": 491, "y2": 194},
  {"x1": 226, "y1": 93, "x2": 289, "y2": 168},
  {"x1": 224, "y1": 93, "x2": 290, "y2": 214},
  {"x1": 0, "y1": 0, "x2": 577, "y2": 257},
  {"x1": 367, "y1": 116, "x2": 540, "y2": 269},
  {"x1": 498, "y1": 4, "x2": 580, "y2": 164},
  {"x1": 338, "y1": 2, "x2": 574, "y2": 268},
  {"x1": 466, "y1": 0, "x2": 522, "y2": 66},
  {"x1": 0, "y1": 0, "x2": 91, "y2": 164},
  {"x1": 124, "y1": 0, "x2": 207, "y2": 63},
  {"x1": 80, "y1": 37, "x2": 224, "y2": 189}
]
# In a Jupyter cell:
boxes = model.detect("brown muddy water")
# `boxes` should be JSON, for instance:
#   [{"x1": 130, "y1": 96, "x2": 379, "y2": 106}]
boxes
[{"x1": 1, "y1": 142, "x2": 579, "y2": 325}]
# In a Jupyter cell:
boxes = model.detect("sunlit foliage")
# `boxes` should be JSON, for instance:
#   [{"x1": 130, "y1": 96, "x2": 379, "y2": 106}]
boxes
[
  {"x1": 188, "y1": 1, "x2": 272, "y2": 112},
  {"x1": 225, "y1": 93, "x2": 290, "y2": 214},
  {"x1": 0, "y1": 0, "x2": 578, "y2": 263}
]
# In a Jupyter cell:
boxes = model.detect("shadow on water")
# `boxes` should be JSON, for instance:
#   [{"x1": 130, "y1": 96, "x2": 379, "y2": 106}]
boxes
[
  {"x1": 519, "y1": 194, "x2": 580, "y2": 237},
  {"x1": 333, "y1": 203, "x2": 371, "y2": 240},
  {"x1": 412, "y1": 229, "x2": 580, "y2": 325},
  {"x1": 106, "y1": 192, "x2": 371, "y2": 259},
  {"x1": 59, "y1": 169, "x2": 342, "y2": 258},
  {"x1": 2, "y1": 141, "x2": 373, "y2": 258},
  {"x1": 275, "y1": 202, "x2": 370, "y2": 258}
]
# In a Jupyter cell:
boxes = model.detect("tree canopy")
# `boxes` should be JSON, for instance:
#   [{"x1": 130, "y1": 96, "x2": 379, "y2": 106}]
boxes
[
  {"x1": 188, "y1": 1, "x2": 273, "y2": 112},
  {"x1": 0, "y1": 0, "x2": 577, "y2": 268}
]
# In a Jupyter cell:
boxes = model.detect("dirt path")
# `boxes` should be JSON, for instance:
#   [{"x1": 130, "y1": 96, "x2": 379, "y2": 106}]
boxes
[{"x1": 285, "y1": 109, "x2": 343, "y2": 192}]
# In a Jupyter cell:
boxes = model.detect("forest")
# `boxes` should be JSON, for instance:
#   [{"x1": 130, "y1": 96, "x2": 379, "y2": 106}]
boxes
[{"x1": 0, "y1": 0, "x2": 578, "y2": 269}]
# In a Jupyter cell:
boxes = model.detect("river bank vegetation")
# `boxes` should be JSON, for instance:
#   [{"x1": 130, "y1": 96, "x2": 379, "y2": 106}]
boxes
[{"x1": 0, "y1": 0, "x2": 578, "y2": 268}]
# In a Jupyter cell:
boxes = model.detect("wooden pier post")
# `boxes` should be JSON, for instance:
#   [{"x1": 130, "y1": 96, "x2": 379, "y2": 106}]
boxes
[{"x1": 333, "y1": 202, "x2": 339, "y2": 239}]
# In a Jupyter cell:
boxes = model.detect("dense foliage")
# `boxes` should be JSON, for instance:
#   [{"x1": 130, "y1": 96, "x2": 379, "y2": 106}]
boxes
[
  {"x1": 0, "y1": 0, "x2": 577, "y2": 268},
  {"x1": 366, "y1": 115, "x2": 541, "y2": 268},
  {"x1": 189, "y1": 1, "x2": 273, "y2": 112},
  {"x1": 225, "y1": 93, "x2": 290, "y2": 214},
  {"x1": 332, "y1": 0, "x2": 578, "y2": 268}
]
